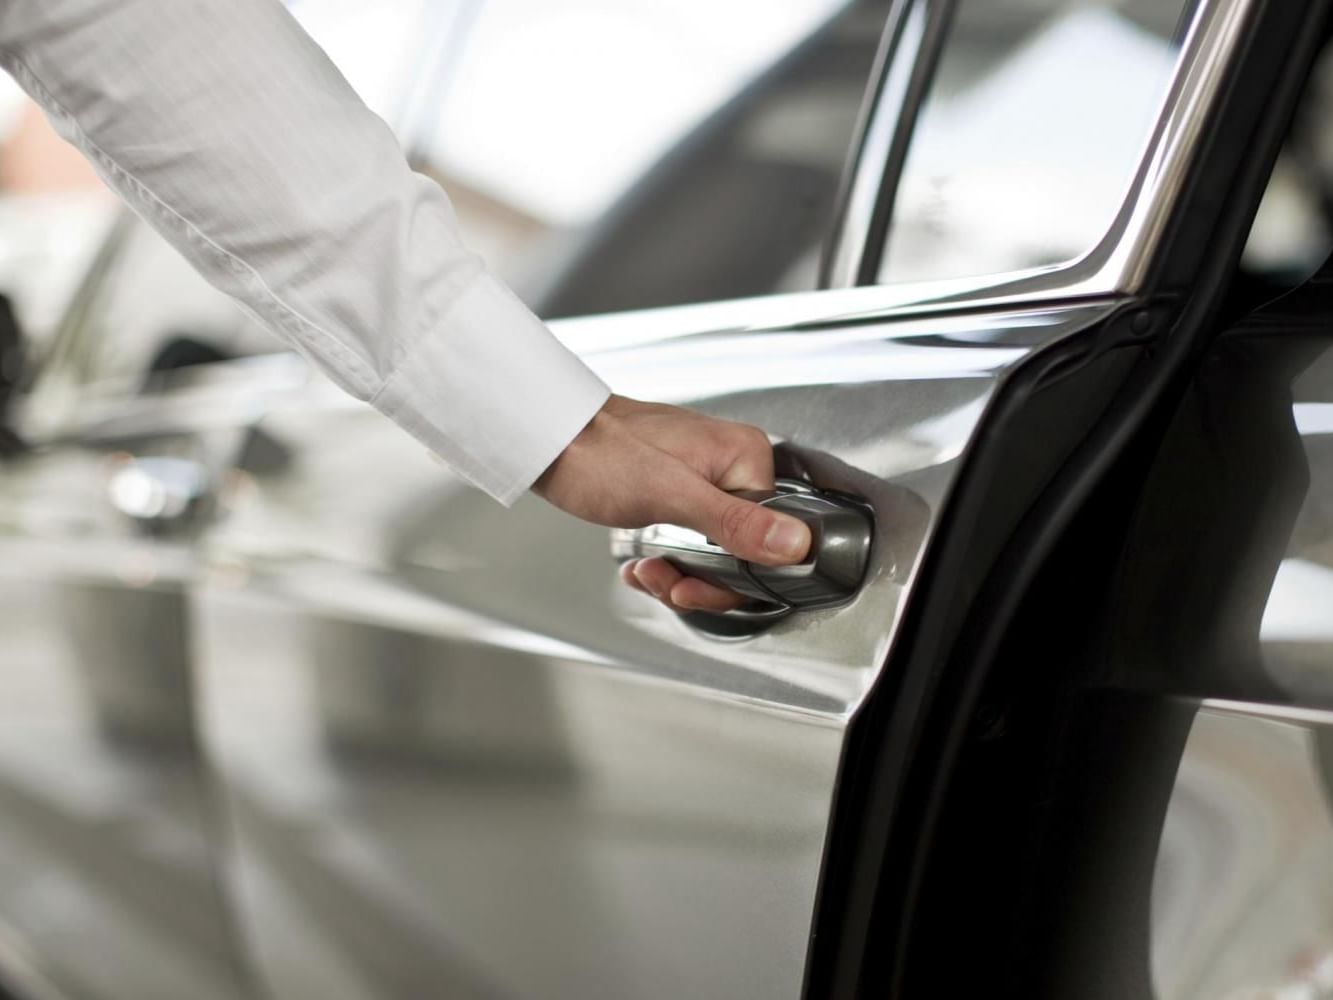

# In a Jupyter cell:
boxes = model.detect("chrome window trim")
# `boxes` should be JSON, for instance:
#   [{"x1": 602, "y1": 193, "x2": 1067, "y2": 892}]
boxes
[
  {"x1": 822, "y1": 0, "x2": 931, "y2": 288},
  {"x1": 825, "y1": 0, "x2": 1261, "y2": 303}
]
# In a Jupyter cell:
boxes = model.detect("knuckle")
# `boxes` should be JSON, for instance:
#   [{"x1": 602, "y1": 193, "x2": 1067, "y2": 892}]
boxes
[{"x1": 732, "y1": 423, "x2": 768, "y2": 453}]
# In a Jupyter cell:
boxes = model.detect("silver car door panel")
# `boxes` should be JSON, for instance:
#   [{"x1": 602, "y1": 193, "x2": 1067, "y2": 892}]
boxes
[{"x1": 192, "y1": 296, "x2": 1118, "y2": 1000}]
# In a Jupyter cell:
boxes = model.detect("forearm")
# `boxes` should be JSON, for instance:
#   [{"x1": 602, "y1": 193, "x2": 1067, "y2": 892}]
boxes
[{"x1": 0, "y1": 0, "x2": 607, "y2": 503}]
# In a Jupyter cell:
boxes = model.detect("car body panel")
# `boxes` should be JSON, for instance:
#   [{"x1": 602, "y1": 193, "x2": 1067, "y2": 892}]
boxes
[
  {"x1": 0, "y1": 428, "x2": 252, "y2": 998},
  {"x1": 188, "y1": 297, "x2": 1114, "y2": 999}
]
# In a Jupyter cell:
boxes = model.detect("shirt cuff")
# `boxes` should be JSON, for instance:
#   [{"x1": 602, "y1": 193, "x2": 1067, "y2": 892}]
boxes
[{"x1": 371, "y1": 270, "x2": 610, "y2": 506}]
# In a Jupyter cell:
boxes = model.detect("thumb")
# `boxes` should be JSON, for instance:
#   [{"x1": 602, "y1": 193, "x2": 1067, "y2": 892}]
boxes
[{"x1": 678, "y1": 480, "x2": 811, "y2": 567}]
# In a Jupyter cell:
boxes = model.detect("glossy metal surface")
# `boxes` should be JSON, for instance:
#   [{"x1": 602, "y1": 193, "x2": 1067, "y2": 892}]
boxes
[
  {"x1": 187, "y1": 296, "x2": 1113, "y2": 1000},
  {"x1": 0, "y1": 437, "x2": 252, "y2": 999},
  {"x1": 1153, "y1": 704, "x2": 1333, "y2": 999},
  {"x1": 825, "y1": 0, "x2": 1259, "y2": 305},
  {"x1": 822, "y1": 0, "x2": 926, "y2": 288}
]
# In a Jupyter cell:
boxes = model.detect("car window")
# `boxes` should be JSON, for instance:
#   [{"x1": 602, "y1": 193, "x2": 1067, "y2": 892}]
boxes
[
  {"x1": 407, "y1": 0, "x2": 891, "y2": 317},
  {"x1": 878, "y1": 0, "x2": 1196, "y2": 285}
]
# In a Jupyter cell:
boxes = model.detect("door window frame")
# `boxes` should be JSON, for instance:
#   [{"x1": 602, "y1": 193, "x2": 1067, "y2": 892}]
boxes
[{"x1": 822, "y1": 0, "x2": 1262, "y2": 304}]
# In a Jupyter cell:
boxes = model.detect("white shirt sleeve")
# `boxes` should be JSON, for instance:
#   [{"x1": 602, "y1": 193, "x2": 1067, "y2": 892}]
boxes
[{"x1": 0, "y1": 0, "x2": 610, "y2": 505}]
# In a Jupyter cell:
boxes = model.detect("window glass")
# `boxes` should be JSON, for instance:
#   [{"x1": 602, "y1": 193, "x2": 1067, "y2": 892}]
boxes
[
  {"x1": 879, "y1": 0, "x2": 1195, "y2": 285},
  {"x1": 411, "y1": 0, "x2": 890, "y2": 317}
]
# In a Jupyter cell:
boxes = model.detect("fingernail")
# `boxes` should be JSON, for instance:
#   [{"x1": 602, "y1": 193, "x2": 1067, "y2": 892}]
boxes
[{"x1": 764, "y1": 517, "x2": 809, "y2": 560}]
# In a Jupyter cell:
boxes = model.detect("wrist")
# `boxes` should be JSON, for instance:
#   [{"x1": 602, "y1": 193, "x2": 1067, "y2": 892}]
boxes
[{"x1": 534, "y1": 394, "x2": 618, "y2": 495}]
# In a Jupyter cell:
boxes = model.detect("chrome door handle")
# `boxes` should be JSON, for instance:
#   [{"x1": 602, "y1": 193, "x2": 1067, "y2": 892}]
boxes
[{"x1": 611, "y1": 478, "x2": 872, "y2": 616}]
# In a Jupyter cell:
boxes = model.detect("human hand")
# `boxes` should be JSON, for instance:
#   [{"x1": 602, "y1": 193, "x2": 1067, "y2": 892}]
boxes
[{"x1": 534, "y1": 394, "x2": 811, "y2": 613}]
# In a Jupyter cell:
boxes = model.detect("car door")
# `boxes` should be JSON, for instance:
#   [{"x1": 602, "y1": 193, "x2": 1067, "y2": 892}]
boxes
[{"x1": 186, "y1": 1, "x2": 1233, "y2": 998}]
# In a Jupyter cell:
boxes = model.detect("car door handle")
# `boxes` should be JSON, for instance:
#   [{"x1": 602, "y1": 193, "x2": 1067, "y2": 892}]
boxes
[{"x1": 610, "y1": 478, "x2": 873, "y2": 618}]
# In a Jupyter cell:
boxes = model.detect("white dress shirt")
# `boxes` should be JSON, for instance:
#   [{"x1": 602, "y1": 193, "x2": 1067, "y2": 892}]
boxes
[{"x1": 0, "y1": 0, "x2": 611, "y2": 505}]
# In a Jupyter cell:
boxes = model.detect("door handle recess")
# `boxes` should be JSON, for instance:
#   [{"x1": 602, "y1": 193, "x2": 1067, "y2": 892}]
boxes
[{"x1": 610, "y1": 478, "x2": 872, "y2": 619}]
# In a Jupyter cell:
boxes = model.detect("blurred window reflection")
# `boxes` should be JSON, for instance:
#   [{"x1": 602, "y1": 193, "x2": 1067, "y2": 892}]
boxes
[
  {"x1": 410, "y1": 0, "x2": 889, "y2": 317},
  {"x1": 879, "y1": 0, "x2": 1194, "y2": 285},
  {"x1": 47, "y1": 0, "x2": 891, "y2": 395}
]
